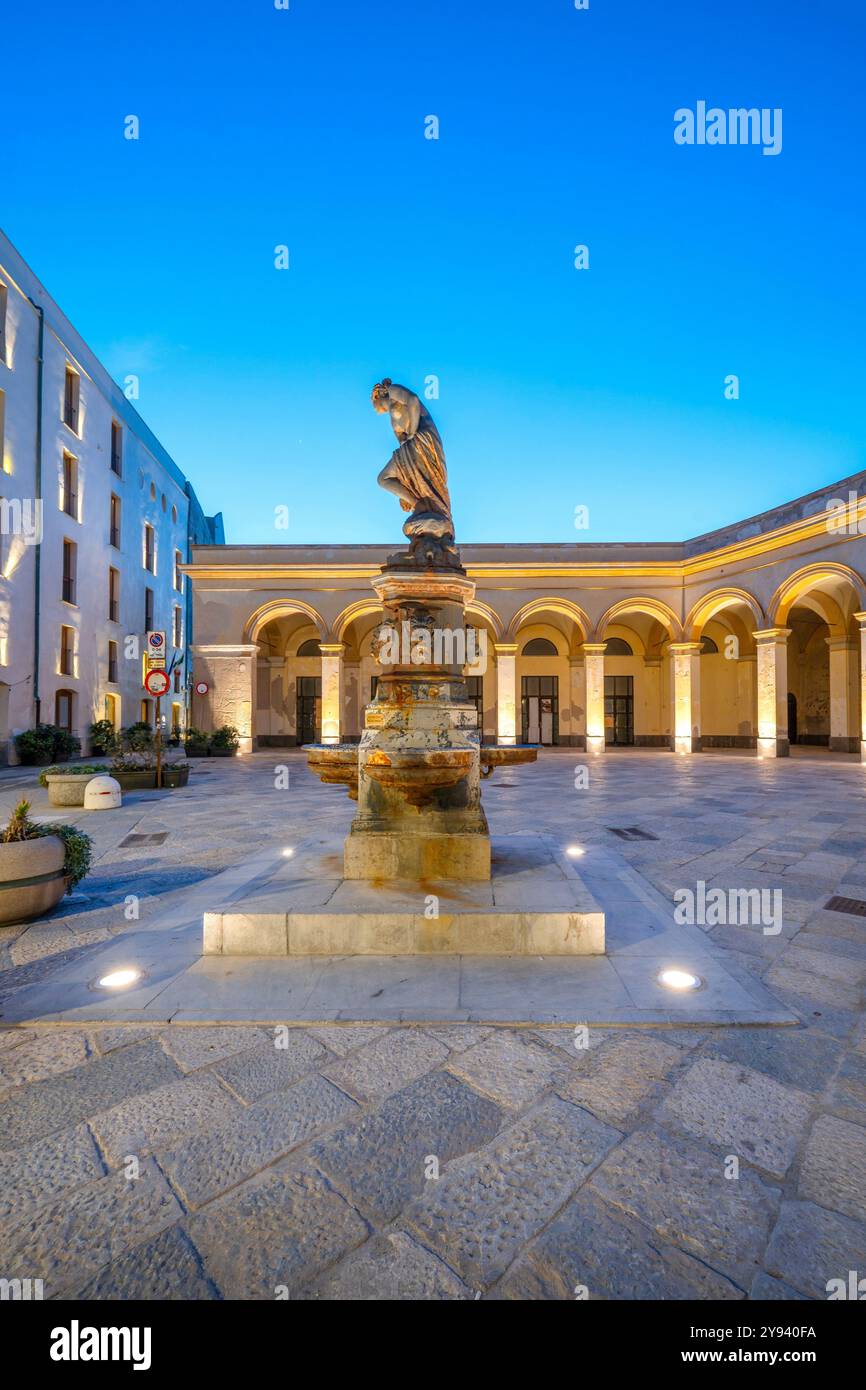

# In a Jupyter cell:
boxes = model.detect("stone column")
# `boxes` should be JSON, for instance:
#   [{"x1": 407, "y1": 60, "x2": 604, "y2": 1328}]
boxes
[
  {"x1": 668, "y1": 642, "x2": 703, "y2": 754},
  {"x1": 643, "y1": 656, "x2": 662, "y2": 746},
  {"x1": 855, "y1": 614, "x2": 866, "y2": 762},
  {"x1": 494, "y1": 643, "x2": 519, "y2": 745},
  {"x1": 736, "y1": 654, "x2": 757, "y2": 745},
  {"x1": 754, "y1": 627, "x2": 791, "y2": 758},
  {"x1": 190, "y1": 643, "x2": 257, "y2": 753},
  {"x1": 582, "y1": 643, "x2": 607, "y2": 755},
  {"x1": 826, "y1": 638, "x2": 857, "y2": 752},
  {"x1": 319, "y1": 642, "x2": 344, "y2": 745},
  {"x1": 569, "y1": 656, "x2": 586, "y2": 749}
]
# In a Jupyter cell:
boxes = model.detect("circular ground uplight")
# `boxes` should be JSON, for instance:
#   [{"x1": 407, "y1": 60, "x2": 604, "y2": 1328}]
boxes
[
  {"x1": 657, "y1": 967, "x2": 703, "y2": 992},
  {"x1": 93, "y1": 967, "x2": 143, "y2": 991}
]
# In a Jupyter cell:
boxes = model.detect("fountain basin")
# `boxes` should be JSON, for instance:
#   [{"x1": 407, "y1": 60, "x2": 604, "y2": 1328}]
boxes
[
  {"x1": 364, "y1": 747, "x2": 474, "y2": 808},
  {"x1": 479, "y1": 744, "x2": 538, "y2": 778},
  {"x1": 304, "y1": 744, "x2": 359, "y2": 800}
]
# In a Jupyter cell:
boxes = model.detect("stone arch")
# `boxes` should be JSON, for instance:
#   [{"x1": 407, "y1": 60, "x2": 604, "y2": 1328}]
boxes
[
  {"x1": 331, "y1": 599, "x2": 384, "y2": 644},
  {"x1": 506, "y1": 597, "x2": 590, "y2": 645},
  {"x1": 595, "y1": 597, "x2": 682, "y2": 642},
  {"x1": 685, "y1": 587, "x2": 765, "y2": 641},
  {"x1": 769, "y1": 562, "x2": 866, "y2": 631},
  {"x1": 244, "y1": 598, "x2": 327, "y2": 644}
]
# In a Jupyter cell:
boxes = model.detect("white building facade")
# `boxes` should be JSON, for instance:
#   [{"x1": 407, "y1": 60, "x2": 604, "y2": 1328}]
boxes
[{"x1": 0, "y1": 231, "x2": 223, "y2": 762}]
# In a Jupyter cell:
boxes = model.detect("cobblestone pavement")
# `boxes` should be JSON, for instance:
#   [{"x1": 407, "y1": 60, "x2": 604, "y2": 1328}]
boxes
[{"x1": 1, "y1": 750, "x2": 865, "y2": 1299}]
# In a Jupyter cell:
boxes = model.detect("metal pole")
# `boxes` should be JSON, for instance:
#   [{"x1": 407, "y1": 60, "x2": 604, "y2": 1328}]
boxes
[{"x1": 155, "y1": 696, "x2": 163, "y2": 789}]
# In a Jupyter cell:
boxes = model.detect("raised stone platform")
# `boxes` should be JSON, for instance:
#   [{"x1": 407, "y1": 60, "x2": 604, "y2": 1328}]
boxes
[{"x1": 203, "y1": 834, "x2": 604, "y2": 957}]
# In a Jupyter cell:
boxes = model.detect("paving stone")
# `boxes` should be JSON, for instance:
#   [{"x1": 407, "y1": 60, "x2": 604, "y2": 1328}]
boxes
[
  {"x1": 425, "y1": 1025, "x2": 492, "y2": 1052},
  {"x1": 213, "y1": 1034, "x2": 327, "y2": 1101},
  {"x1": 657, "y1": 1057, "x2": 814, "y2": 1178},
  {"x1": 403, "y1": 1097, "x2": 620, "y2": 1289},
  {"x1": 0, "y1": 1124, "x2": 103, "y2": 1226},
  {"x1": 700, "y1": 1026, "x2": 840, "y2": 1093},
  {"x1": 0, "y1": 1158, "x2": 182, "y2": 1296},
  {"x1": 784, "y1": 944, "x2": 866, "y2": 984},
  {"x1": 0, "y1": 1029, "x2": 90, "y2": 1089},
  {"x1": 299, "y1": 1231, "x2": 471, "y2": 1301},
  {"x1": 186, "y1": 1163, "x2": 369, "y2": 1298},
  {"x1": 162, "y1": 1075, "x2": 358, "y2": 1209},
  {"x1": 324, "y1": 1029, "x2": 449, "y2": 1103},
  {"x1": 0, "y1": 1040, "x2": 182, "y2": 1147},
  {"x1": 159, "y1": 1025, "x2": 269, "y2": 1072},
  {"x1": 90, "y1": 1073, "x2": 241, "y2": 1167},
  {"x1": 306, "y1": 1025, "x2": 388, "y2": 1056},
  {"x1": 557, "y1": 1033, "x2": 684, "y2": 1127},
  {"x1": 764, "y1": 1200, "x2": 866, "y2": 1300},
  {"x1": 750, "y1": 1272, "x2": 810, "y2": 1299},
  {"x1": 446, "y1": 1030, "x2": 567, "y2": 1109},
  {"x1": 0, "y1": 1028, "x2": 29, "y2": 1052},
  {"x1": 765, "y1": 962, "x2": 862, "y2": 1012},
  {"x1": 91, "y1": 1026, "x2": 164, "y2": 1054},
  {"x1": 66, "y1": 1223, "x2": 214, "y2": 1300},
  {"x1": 827, "y1": 1052, "x2": 866, "y2": 1123},
  {"x1": 494, "y1": 1188, "x2": 743, "y2": 1300},
  {"x1": 798, "y1": 1114, "x2": 866, "y2": 1223},
  {"x1": 589, "y1": 1128, "x2": 781, "y2": 1290},
  {"x1": 311, "y1": 1070, "x2": 504, "y2": 1222}
]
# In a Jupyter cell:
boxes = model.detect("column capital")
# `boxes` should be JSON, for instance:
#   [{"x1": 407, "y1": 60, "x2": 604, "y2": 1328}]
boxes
[
  {"x1": 668, "y1": 641, "x2": 703, "y2": 655},
  {"x1": 191, "y1": 643, "x2": 258, "y2": 658},
  {"x1": 825, "y1": 637, "x2": 856, "y2": 651},
  {"x1": 752, "y1": 627, "x2": 792, "y2": 643},
  {"x1": 319, "y1": 642, "x2": 346, "y2": 657},
  {"x1": 854, "y1": 612, "x2": 866, "y2": 626},
  {"x1": 580, "y1": 642, "x2": 608, "y2": 656},
  {"x1": 493, "y1": 642, "x2": 519, "y2": 656}
]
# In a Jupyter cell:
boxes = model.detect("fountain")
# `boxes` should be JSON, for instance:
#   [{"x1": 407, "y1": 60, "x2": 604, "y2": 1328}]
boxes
[{"x1": 203, "y1": 381, "x2": 604, "y2": 957}]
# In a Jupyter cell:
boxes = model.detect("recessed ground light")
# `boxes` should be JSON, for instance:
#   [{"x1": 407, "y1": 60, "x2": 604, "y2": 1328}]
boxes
[
  {"x1": 96, "y1": 968, "x2": 141, "y2": 990},
  {"x1": 565, "y1": 845, "x2": 585, "y2": 857},
  {"x1": 282, "y1": 847, "x2": 294, "y2": 858},
  {"x1": 658, "y1": 968, "x2": 702, "y2": 992}
]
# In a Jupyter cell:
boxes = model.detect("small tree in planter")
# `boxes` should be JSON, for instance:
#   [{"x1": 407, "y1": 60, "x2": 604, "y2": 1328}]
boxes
[
  {"x1": 89, "y1": 719, "x2": 120, "y2": 756},
  {"x1": 122, "y1": 722, "x2": 154, "y2": 753},
  {"x1": 209, "y1": 725, "x2": 240, "y2": 757},
  {"x1": 184, "y1": 727, "x2": 210, "y2": 757},
  {"x1": 0, "y1": 799, "x2": 93, "y2": 924},
  {"x1": 14, "y1": 724, "x2": 80, "y2": 765}
]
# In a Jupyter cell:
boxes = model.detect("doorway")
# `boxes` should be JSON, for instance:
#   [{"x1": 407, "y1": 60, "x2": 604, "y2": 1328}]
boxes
[
  {"x1": 521, "y1": 675, "x2": 559, "y2": 745},
  {"x1": 787, "y1": 691, "x2": 798, "y2": 746},
  {"x1": 296, "y1": 676, "x2": 321, "y2": 745},
  {"x1": 605, "y1": 674, "x2": 634, "y2": 746}
]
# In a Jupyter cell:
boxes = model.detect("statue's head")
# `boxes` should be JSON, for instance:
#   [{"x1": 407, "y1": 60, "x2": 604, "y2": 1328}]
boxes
[{"x1": 371, "y1": 378, "x2": 392, "y2": 413}]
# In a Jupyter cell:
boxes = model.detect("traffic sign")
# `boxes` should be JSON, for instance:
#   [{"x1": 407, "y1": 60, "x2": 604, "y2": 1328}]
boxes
[
  {"x1": 194, "y1": 680, "x2": 210, "y2": 696},
  {"x1": 144, "y1": 668, "x2": 171, "y2": 697},
  {"x1": 146, "y1": 630, "x2": 166, "y2": 656}
]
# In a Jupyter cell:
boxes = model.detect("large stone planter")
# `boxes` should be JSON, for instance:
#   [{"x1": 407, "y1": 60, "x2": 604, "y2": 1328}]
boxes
[
  {"x1": 45, "y1": 773, "x2": 98, "y2": 807},
  {"x1": 0, "y1": 836, "x2": 66, "y2": 926},
  {"x1": 162, "y1": 765, "x2": 190, "y2": 788},
  {"x1": 207, "y1": 747, "x2": 236, "y2": 758},
  {"x1": 111, "y1": 770, "x2": 157, "y2": 791}
]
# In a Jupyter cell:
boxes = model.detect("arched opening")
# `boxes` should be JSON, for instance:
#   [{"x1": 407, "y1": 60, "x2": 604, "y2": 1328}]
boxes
[
  {"x1": 773, "y1": 569, "x2": 863, "y2": 754},
  {"x1": 685, "y1": 590, "x2": 763, "y2": 748},
  {"x1": 596, "y1": 605, "x2": 679, "y2": 748}
]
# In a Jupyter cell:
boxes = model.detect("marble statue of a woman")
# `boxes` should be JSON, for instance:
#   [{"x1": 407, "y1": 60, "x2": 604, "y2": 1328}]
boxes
[{"x1": 372, "y1": 379, "x2": 458, "y2": 565}]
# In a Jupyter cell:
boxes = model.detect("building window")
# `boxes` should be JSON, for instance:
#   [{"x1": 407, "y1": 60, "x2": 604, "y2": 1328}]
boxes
[
  {"x1": 145, "y1": 587, "x2": 154, "y2": 631},
  {"x1": 62, "y1": 539, "x2": 77, "y2": 604},
  {"x1": 173, "y1": 606, "x2": 182, "y2": 648},
  {"x1": 104, "y1": 692, "x2": 119, "y2": 730},
  {"x1": 55, "y1": 689, "x2": 74, "y2": 733},
  {"x1": 700, "y1": 635, "x2": 719, "y2": 655},
  {"x1": 108, "y1": 639, "x2": 118, "y2": 684},
  {"x1": 63, "y1": 367, "x2": 80, "y2": 433},
  {"x1": 297, "y1": 639, "x2": 322, "y2": 657},
  {"x1": 0, "y1": 281, "x2": 7, "y2": 362},
  {"x1": 60, "y1": 625, "x2": 75, "y2": 677},
  {"x1": 108, "y1": 566, "x2": 120, "y2": 623},
  {"x1": 110, "y1": 421, "x2": 122, "y2": 475},
  {"x1": 110, "y1": 493, "x2": 121, "y2": 548},
  {"x1": 0, "y1": 387, "x2": 6, "y2": 473},
  {"x1": 174, "y1": 550, "x2": 183, "y2": 591},
  {"x1": 521, "y1": 637, "x2": 558, "y2": 656},
  {"x1": 144, "y1": 523, "x2": 155, "y2": 573},
  {"x1": 140, "y1": 698, "x2": 153, "y2": 726},
  {"x1": 62, "y1": 452, "x2": 78, "y2": 520},
  {"x1": 171, "y1": 701, "x2": 182, "y2": 736},
  {"x1": 604, "y1": 637, "x2": 633, "y2": 656}
]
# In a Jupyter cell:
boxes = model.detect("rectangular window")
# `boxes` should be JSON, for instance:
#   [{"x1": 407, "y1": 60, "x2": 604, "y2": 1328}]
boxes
[
  {"x1": 63, "y1": 367, "x2": 80, "y2": 433},
  {"x1": 145, "y1": 586, "x2": 154, "y2": 631},
  {"x1": 62, "y1": 539, "x2": 77, "y2": 604},
  {"x1": 173, "y1": 605, "x2": 182, "y2": 648},
  {"x1": 110, "y1": 493, "x2": 121, "y2": 548},
  {"x1": 0, "y1": 387, "x2": 5, "y2": 473},
  {"x1": 144, "y1": 523, "x2": 155, "y2": 573},
  {"x1": 60, "y1": 624, "x2": 75, "y2": 677},
  {"x1": 140, "y1": 698, "x2": 152, "y2": 726},
  {"x1": 110, "y1": 421, "x2": 123, "y2": 475},
  {"x1": 55, "y1": 689, "x2": 74, "y2": 733},
  {"x1": 108, "y1": 639, "x2": 118, "y2": 684},
  {"x1": 174, "y1": 550, "x2": 183, "y2": 591},
  {"x1": 62, "y1": 452, "x2": 78, "y2": 519},
  {"x1": 0, "y1": 282, "x2": 7, "y2": 363},
  {"x1": 108, "y1": 566, "x2": 120, "y2": 623}
]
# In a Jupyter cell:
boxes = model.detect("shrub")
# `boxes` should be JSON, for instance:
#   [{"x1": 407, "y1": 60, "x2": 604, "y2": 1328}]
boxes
[
  {"x1": 89, "y1": 719, "x2": 119, "y2": 755},
  {"x1": 38, "y1": 764, "x2": 109, "y2": 788},
  {"x1": 184, "y1": 726, "x2": 208, "y2": 746},
  {"x1": 122, "y1": 722, "x2": 154, "y2": 752},
  {"x1": 14, "y1": 725, "x2": 60, "y2": 765},
  {"x1": 210, "y1": 725, "x2": 240, "y2": 751},
  {"x1": 52, "y1": 728, "x2": 82, "y2": 762},
  {"x1": 0, "y1": 800, "x2": 93, "y2": 889}
]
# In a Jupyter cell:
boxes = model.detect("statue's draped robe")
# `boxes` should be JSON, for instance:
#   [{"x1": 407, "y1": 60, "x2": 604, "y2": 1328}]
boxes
[{"x1": 389, "y1": 410, "x2": 453, "y2": 535}]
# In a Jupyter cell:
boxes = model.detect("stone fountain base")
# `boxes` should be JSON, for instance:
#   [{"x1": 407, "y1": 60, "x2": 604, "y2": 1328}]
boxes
[
  {"x1": 203, "y1": 833, "x2": 604, "y2": 957},
  {"x1": 343, "y1": 826, "x2": 490, "y2": 881}
]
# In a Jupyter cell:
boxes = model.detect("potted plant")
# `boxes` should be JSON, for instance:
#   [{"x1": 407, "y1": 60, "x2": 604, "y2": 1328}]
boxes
[
  {"x1": 209, "y1": 725, "x2": 240, "y2": 757},
  {"x1": 14, "y1": 724, "x2": 61, "y2": 766},
  {"x1": 184, "y1": 727, "x2": 210, "y2": 758},
  {"x1": 122, "y1": 722, "x2": 154, "y2": 753},
  {"x1": 40, "y1": 764, "x2": 110, "y2": 807},
  {"x1": 88, "y1": 719, "x2": 119, "y2": 756},
  {"x1": 0, "y1": 800, "x2": 93, "y2": 926}
]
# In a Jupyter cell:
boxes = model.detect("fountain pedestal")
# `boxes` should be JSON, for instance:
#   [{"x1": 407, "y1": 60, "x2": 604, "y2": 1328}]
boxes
[{"x1": 344, "y1": 565, "x2": 491, "y2": 880}]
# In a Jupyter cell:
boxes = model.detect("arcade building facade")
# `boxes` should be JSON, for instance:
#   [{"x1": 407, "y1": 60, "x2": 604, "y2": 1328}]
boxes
[{"x1": 184, "y1": 471, "x2": 866, "y2": 763}]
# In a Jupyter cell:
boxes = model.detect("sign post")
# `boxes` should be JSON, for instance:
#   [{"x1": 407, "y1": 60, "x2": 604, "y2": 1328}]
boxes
[{"x1": 144, "y1": 667, "x2": 171, "y2": 788}]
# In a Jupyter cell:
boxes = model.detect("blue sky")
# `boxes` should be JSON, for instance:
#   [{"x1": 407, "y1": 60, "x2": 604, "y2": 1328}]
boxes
[{"x1": 4, "y1": 0, "x2": 864, "y2": 545}]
